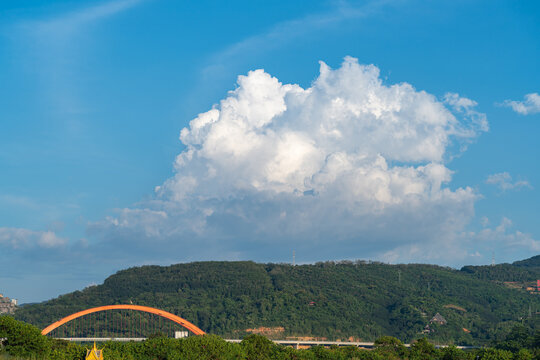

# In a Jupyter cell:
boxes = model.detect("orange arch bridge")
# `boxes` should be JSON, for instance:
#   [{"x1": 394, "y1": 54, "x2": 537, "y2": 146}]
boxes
[{"x1": 41, "y1": 304, "x2": 206, "y2": 336}]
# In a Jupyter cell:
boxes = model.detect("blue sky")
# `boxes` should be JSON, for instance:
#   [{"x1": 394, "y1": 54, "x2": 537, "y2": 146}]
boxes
[{"x1": 0, "y1": 0, "x2": 539, "y2": 303}]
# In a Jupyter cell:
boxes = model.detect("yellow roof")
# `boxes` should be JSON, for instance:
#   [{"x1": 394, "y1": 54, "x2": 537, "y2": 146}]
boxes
[{"x1": 85, "y1": 342, "x2": 103, "y2": 360}]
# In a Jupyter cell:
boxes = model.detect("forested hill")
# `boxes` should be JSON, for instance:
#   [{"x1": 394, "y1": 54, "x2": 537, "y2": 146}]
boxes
[
  {"x1": 513, "y1": 255, "x2": 540, "y2": 268},
  {"x1": 460, "y1": 255, "x2": 540, "y2": 282},
  {"x1": 15, "y1": 259, "x2": 540, "y2": 345}
]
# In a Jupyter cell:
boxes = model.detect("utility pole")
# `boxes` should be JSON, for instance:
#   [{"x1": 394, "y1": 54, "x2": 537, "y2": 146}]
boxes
[
  {"x1": 293, "y1": 250, "x2": 295, "y2": 266},
  {"x1": 398, "y1": 269, "x2": 402, "y2": 285}
]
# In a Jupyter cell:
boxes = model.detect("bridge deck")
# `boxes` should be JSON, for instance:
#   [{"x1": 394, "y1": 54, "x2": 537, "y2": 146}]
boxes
[{"x1": 56, "y1": 338, "x2": 475, "y2": 349}]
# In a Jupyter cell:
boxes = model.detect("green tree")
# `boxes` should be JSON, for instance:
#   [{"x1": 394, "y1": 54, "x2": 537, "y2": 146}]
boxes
[
  {"x1": 475, "y1": 348, "x2": 513, "y2": 360},
  {"x1": 513, "y1": 349, "x2": 533, "y2": 360},
  {"x1": 496, "y1": 325, "x2": 532, "y2": 352},
  {"x1": 438, "y1": 345, "x2": 469, "y2": 360},
  {"x1": 241, "y1": 334, "x2": 277, "y2": 360},
  {"x1": 48, "y1": 339, "x2": 86, "y2": 360},
  {"x1": 373, "y1": 336, "x2": 407, "y2": 360},
  {"x1": 0, "y1": 316, "x2": 50, "y2": 358},
  {"x1": 409, "y1": 338, "x2": 436, "y2": 360},
  {"x1": 179, "y1": 334, "x2": 246, "y2": 360}
]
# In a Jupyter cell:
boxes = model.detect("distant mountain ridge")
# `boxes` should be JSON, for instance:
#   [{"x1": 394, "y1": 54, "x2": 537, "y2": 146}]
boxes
[
  {"x1": 513, "y1": 255, "x2": 540, "y2": 268},
  {"x1": 460, "y1": 255, "x2": 540, "y2": 282},
  {"x1": 14, "y1": 256, "x2": 540, "y2": 346}
]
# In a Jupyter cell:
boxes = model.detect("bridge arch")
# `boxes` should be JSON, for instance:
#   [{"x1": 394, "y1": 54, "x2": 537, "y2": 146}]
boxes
[{"x1": 41, "y1": 305, "x2": 205, "y2": 336}]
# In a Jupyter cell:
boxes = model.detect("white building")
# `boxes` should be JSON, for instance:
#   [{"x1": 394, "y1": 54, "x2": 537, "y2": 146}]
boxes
[{"x1": 0, "y1": 294, "x2": 17, "y2": 315}]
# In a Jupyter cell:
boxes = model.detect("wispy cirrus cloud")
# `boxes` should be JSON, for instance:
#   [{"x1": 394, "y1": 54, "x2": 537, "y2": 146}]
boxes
[
  {"x1": 202, "y1": 0, "x2": 397, "y2": 77},
  {"x1": 501, "y1": 92, "x2": 540, "y2": 115},
  {"x1": 485, "y1": 172, "x2": 532, "y2": 191},
  {"x1": 12, "y1": 0, "x2": 144, "y2": 117},
  {"x1": 22, "y1": 0, "x2": 143, "y2": 35}
]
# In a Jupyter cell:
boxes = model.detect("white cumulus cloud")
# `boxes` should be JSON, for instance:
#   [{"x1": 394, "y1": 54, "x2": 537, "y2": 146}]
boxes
[
  {"x1": 0, "y1": 227, "x2": 66, "y2": 249},
  {"x1": 475, "y1": 217, "x2": 540, "y2": 253},
  {"x1": 502, "y1": 93, "x2": 540, "y2": 115},
  {"x1": 485, "y1": 172, "x2": 531, "y2": 191},
  {"x1": 91, "y1": 57, "x2": 490, "y2": 264},
  {"x1": 383, "y1": 216, "x2": 540, "y2": 265}
]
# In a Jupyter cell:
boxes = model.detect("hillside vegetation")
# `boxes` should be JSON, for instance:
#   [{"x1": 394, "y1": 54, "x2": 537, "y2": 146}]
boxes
[
  {"x1": 461, "y1": 256, "x2": 540, "y2": 283},
  {"x1": 15, "y1": 258, "x2": 540, "y2": 345},
  {"x1": 2, "y1": 316, "x2": 539, "y2": 360}
]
